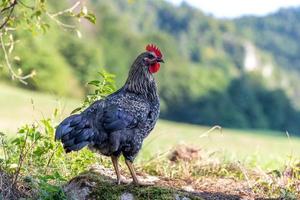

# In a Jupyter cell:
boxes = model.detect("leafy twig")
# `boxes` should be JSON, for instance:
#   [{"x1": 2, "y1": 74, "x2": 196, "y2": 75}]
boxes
[
  {"x1": 0, "y1": 33, "x2": 35, "y2": 84},
  {"x1": 46, "y1": 12, "x2": 76, "y2": 29},
  {"x1": 1, "y1": 0, "x2": 95, "y2": 82},
  {"x1": 0, "y1": 133, "x2": 8, "y2": 168},
  {"x1": 12, "y1": 129, "x2": 29, "y2": 186},
  {"x1": 50, "y1": 1, "x2": 80, "y2": 17},
  {"x1": 0, "y1": 0, "x2": 17, "y2": 13},
  {"x1": 45, "y1": 1, "x2": 81, "y2": 30},
  {"x1": 0, "y1": 0, "x2": 18, "y2": 30}
]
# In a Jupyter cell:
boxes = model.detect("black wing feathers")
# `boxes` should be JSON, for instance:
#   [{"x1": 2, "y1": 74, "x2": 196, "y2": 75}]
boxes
[{"x1": 103, "y1": 105, "x2": 136, "y2": 132}]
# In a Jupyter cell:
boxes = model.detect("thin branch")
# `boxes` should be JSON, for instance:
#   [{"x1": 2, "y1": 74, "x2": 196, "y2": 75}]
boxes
[
  {"x1": 0, "y1": 33, "x2": 34, "y2": 84},
  {"x1": 45, "y1": 1, "x2": 81, "y2": 30},
  {"x1": 12, "y1": 129, "x2": 29, "y2": 186},
  {"x1": 0, "y1": 1, "x2": 83, "y2": 82},
  {"x1": 3, "y1": 39, "x2": 20, "y2": 46},
  {"x1": 0, "y1": 135, "x2": 8, "y2": 168},
  {"x1": 18, "y1": 0, "x2": 34, "y2": 10},
  {"x1": 0, "y1": 0, "x2": 18, "y2": 30},
  {"x1": 46, "y1": 12, "x2": 76, "y2": 29},
  {"x1": 44, "y1": 144, "x2": 59, "y2": 174},
  {"x1": 50, "y1": 1, "x2": 80, "y2": 17},
  {"x1": 4, "y1": 27, "x2": 16, "y2": 31},
  {"x1": 0, "y1": 0, "x2": 17, "y2": 13}
]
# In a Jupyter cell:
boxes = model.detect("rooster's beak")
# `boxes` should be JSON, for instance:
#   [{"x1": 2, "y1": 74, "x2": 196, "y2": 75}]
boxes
[{"x1": 157, "y1": 58, "x2": 164, "y2": 63}]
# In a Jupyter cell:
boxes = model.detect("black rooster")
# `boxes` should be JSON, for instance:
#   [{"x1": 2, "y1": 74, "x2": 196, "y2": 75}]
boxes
[{"x1": 55, "y1": 44, "x2": 164, "y2": 185}]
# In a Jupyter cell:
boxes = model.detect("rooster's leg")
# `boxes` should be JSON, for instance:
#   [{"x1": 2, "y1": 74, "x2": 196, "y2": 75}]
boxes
[
  {"x1": 111, "y1": 156, "x2": 129, "y2": 185},
  {"x1": 125, "y1": 159, "x2": 154, "y2": 186}
]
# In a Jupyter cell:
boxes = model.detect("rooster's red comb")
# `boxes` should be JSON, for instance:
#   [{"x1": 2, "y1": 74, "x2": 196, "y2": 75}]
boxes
[{"x1": 146, "y1": 44, "x2": 162, "y2": 58}]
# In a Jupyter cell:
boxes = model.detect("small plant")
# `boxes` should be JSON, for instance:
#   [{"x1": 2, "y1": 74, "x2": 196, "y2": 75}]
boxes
[
  {"x1": 71, "y1": 69, "x2": 116, "y2": 114},
  {"x1": 0, "y1": 118, "x2": 96, "y2": 199},
  {"x1": 0, "y1": 69, "x2": 116, "y2": 199}
]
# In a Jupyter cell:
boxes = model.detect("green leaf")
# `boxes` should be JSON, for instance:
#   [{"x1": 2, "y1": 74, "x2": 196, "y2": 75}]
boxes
[
  {"x1": 31, "y1": 10, "x2": 42, "y2": 18},
  {"x1": 71, "y1": 107, "x2": 82, "y2": 114},
  {"x1": 88, "y1": 80, "x2": 100, "y2": 86},
  {"x1": 41, "y1": 23, "x2": 50, "y2": 33},
  {"x1": 84, "y1": 13, "x2": 96, "y2": 24},
  {"x1": 53, "y1": 108, "x2": 59, "y2": 117}
]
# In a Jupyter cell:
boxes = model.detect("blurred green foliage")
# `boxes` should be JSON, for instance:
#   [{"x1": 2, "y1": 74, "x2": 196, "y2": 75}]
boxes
[
  {"x1": 71, "y1": 70, "x2": 116, "y2": 114},
  {"x1": 1, "y1": 0, "x2": 300, "y2": 134},
  {"x1": 236, "y1": 7, "x2": 300, "y2": 71}
]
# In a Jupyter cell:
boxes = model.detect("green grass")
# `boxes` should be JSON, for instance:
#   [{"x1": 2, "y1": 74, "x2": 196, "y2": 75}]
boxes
[
  {"x1": 0, "y1": 83, "x2": 80, "y2": 133},
  {"x1": 141, "y1": 121, "x2": 300, "y2": 170},
  {"x1": 1, "y1": 83, "x2": 299, "y2": 170}
]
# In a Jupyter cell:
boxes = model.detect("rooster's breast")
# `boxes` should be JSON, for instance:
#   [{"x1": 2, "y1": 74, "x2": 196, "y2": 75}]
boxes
[{"x1": 106, "y1": 92, "x2": 151, "y2": 124}]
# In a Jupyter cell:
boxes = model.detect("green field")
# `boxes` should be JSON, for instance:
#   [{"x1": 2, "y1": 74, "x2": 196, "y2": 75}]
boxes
[
  {"x1": 0, "y1": 83, "x2": 80, "y2": 133},
  {"x1": 142, "y1": 121, "x2": 300, "y2": 170},
  {"x1": 1, "y1": 83, "x2": 299, "y2": 170}
]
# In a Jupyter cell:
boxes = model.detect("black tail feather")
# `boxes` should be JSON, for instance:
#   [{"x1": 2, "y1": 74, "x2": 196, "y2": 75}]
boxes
[{"x1": 55, "y1": 114, "x2": 95, "y2": 152}]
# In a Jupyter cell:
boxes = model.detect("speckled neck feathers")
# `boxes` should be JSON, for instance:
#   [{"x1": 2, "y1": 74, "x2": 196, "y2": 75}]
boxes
[{"x1": 124, "y1": 53, "x2": 158, "y2": 101}]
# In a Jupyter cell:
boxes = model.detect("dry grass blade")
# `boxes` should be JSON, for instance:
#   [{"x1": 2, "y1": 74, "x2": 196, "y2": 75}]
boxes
[{"x1": 199, "y1": 125, "x2": 222, "y2": 138}]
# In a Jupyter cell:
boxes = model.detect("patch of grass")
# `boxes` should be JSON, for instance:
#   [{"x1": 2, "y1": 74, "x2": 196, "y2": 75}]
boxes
[
  {"x1": 85, "y1": 171, "x2": 202, "y2": 200},
  {"x1": 0, "y1": 83, "x2": 80, "y2": 134},
  {"x1": 141, "y1": 121, "x2": 300, "y2": 170}
]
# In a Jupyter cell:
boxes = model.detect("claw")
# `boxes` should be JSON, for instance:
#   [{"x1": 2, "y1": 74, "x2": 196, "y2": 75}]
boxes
[
  {"x1": 133, "y1": 180, "x2": 155, "y2": 186},
  {"x1": 116, "y1": 177, "x2": 131, "y2": 185}
]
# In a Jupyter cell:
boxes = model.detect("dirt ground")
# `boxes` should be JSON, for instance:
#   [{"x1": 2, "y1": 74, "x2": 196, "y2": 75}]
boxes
[{"x1": 87, "y1": 164, "x2": 267, "y2": 200}]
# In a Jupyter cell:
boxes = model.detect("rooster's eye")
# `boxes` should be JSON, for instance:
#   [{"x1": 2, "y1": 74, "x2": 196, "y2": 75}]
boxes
[{"x1": 148, "y1": 54, "x2": 155, "y2": 59}]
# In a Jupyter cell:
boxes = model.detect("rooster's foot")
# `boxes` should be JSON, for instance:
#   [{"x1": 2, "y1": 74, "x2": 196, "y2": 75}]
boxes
[{"x1": 116, "y1": 176, "x2": 131, "y2": 185}]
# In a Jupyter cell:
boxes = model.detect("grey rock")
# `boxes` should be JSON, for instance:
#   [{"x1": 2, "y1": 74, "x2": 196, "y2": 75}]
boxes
[
  {"x1": 120, "y1": 192, "x2": 135, "y2": 200},
  {"x1": 63, "y1": 175, "x2": 95, "y2": 200},
  {"x1": 174, "y1": 194, "x2": 191, "y2": 200}
]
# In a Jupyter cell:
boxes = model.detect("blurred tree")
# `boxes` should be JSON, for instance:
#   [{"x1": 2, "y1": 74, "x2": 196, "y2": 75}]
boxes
[
  {"x1": 236, "y1": 7, "x2": 300, "y2": 71},
  {"x1": 0, "y1": 0, "x2": 95, "y2": 84}
]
